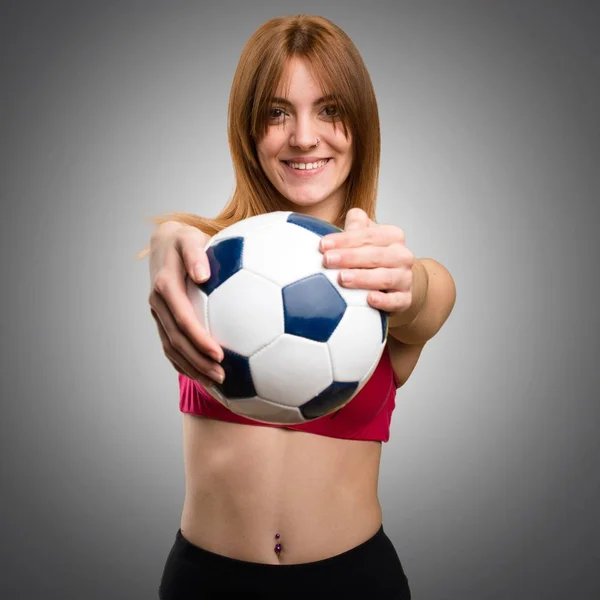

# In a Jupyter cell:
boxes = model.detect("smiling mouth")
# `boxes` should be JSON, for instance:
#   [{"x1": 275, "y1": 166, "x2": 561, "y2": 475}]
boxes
[{"x1": 282, "y1": 158, "x2": 331, "y2": 171}]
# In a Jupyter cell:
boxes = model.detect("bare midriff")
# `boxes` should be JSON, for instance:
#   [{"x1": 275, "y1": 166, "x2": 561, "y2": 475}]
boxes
[{"x1": 180, "y1": 413, "x2": 383, "y2": 565}]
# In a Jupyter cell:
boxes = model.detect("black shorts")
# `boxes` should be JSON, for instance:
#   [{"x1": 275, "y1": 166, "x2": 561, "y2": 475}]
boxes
[{"x1": 158, "y1": 524, "x2": 411, "y2": 599}]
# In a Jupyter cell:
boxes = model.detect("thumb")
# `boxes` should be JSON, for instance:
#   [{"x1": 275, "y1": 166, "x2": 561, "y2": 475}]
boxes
[
  {"x1": 344, "y1": 207, "x2": 370, "y2": 231},
  {"x1": 176, "y1": 227, "x2": 211, "y2": 283}
]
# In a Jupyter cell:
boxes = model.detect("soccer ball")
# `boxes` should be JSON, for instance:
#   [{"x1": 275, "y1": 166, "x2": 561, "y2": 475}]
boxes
[{"x1": 186, "y1": 211, "x2": 388, "y2": 424}]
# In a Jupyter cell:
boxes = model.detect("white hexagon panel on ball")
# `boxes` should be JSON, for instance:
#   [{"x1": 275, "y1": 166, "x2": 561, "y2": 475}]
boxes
[
  {"x1": 243, "y1": 221, "x2": 324, "y2": 287},
  {"x1": 207, "y1": 269, "x2": 284, "y2": 357},
  {"x1": 327, "y1": 306, "x2": 385, "y2": 383},
  {"x1": 250, "y1": 334, "x2": 333, "y2": 407},
  {"x1": 227, "y1": 396, "x2": 306, "y2": 424},
  {"x1": 209, "y1": 211, "x2": 290, "y2": 245}
]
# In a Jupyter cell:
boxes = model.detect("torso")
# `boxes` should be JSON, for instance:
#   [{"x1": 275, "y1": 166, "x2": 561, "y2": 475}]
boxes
[{"x1": 180, "y1": 413, "x2": 384, "y2": 565}]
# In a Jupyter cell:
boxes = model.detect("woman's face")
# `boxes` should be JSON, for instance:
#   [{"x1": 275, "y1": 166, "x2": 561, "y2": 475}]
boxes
[{"x1": 256, "y1": 58, "x2": 353, "y2": 223}]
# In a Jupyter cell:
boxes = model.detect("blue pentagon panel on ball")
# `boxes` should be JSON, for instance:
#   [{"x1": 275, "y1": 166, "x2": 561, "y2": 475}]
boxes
[
  {"x1": 300, "y1": 381, "x2": 359, "y2": 420},
  {"x1": 200, "y1": 237, "x2": 244, "y2": 296},
  {"x1": 216, "y1": 348, "x2": 256, "y2": 399},
  {"x1": 282, "y1": 273, "x2": 347, "y2": 343},
  {"x1": 286, "y1": 212, "x2": 342, "y2": 237},
  {"x1": 379, "y1": 311, "x2": 389, "y2": 343}
]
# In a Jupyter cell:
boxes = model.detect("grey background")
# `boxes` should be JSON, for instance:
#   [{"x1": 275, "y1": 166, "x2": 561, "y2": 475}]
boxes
[{"x1": 2, "y1": 0, "x2": 599, "y2": 598}]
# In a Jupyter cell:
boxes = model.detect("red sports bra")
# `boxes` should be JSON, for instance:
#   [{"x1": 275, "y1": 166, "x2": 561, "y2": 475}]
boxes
[{"x1": 179, "y1": 343, "x2": 400, "y2": 443}]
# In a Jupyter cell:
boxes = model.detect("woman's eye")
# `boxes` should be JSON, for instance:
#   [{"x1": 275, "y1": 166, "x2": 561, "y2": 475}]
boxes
[
  {"x1": 322, "y1": 105, "x2": 339, "y2": 117},
  {"x1": 269, "y1": 108, "x2": 286, "y2": 120}
]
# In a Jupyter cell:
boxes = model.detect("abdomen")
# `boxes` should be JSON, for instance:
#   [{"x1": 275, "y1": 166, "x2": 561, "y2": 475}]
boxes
[{"x1": 180, "y1": 414, "x2": 383, "y2": 564}]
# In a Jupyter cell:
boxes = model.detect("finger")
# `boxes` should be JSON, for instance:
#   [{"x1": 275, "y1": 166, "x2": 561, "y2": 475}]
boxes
[
  {"x1": 151, "y1": 283, "x2": 223, "y2": 366},
  {"x1": 338, "y1": 266, "x2": 410, "y2": 291},
  {"x1": 152, "y1": 273, "x2": 224, "y2": 362},
  {"x1": 343, "y1": 207, "x2": 370, "y2": 231},
  {"x1": 166, "y1": 354, "x2": 218, "y2": 389},
  {"x1": 324, "y1": 243, "x2": 410, "y2": 270},
  {"x1": 367, "y1": 290, "x2": 412, "y2": 313},
  {"x1": 151, "y1": 305, "x2": 225, "y2": 384},
  {"x1": 152, "y1": 312, "x2": 222, "y2": 387},
  {"x1": 175, "y1": 226, "x2": 212, "y2": 283},
  {"x1": 321, "y1": 224, "x2": 405, "y2": 251},
  {"x1": 150, "y1": 288, "x2": 224, "y2": 373}
]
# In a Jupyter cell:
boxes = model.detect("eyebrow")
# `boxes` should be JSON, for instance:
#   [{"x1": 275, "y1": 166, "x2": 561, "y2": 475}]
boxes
[{"x1": 271, "y1": 94, "x2": 336, "y2": 107}]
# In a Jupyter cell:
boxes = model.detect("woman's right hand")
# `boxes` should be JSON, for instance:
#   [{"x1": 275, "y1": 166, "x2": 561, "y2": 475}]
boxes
[{"x1": 148, "y1": 221, "x2": 225, "y2": 387}]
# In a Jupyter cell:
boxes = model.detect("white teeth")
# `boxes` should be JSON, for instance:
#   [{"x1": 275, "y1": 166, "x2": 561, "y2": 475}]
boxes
[{"x1": 286, "y1": 159, "x2": 328, "y2": 170}]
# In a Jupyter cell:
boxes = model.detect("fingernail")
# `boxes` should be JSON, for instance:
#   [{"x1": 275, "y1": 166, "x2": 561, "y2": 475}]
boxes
[
  {"x1": 210, "y1": 368, "x2": 225, "y2": 384},
  {"x1": 325, "y1": 251, "x2": 340, "y2": 267},
  {"x1": 320, "y1": 238, "x2": 335, "y2": 251},
  {"x1": 193, "y1": 264, "x2": 208, "y2": 282},
  {"x1": 340, "y1": 270, "x2": 354, "y2": 283},
  {"x1": 209, "y1": 352, "x2": 221, "y2": 363}
]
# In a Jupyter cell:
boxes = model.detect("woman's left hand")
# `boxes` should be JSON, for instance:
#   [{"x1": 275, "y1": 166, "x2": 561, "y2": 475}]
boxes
[{"x1": 319, "y1": 208, "x2": 414, "y2": 315}]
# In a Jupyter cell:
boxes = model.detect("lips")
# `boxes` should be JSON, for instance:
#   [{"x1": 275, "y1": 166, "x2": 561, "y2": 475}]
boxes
[{"x1": 281, "y1": 158, "x2": 331, "y2": 176}]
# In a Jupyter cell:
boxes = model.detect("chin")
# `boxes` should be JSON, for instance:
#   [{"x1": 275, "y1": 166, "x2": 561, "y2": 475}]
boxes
[
  {"x1": 285, "y1": 189, "x2": 333, "y2": 208},
  {"x1": 288, "y1": 197, "x2": 323, "y2": 208}
]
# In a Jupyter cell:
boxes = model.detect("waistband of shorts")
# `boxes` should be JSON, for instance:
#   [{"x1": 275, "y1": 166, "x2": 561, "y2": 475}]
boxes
[{"x1": 175, "y1": 524, "x2": 385, "y2": 573}]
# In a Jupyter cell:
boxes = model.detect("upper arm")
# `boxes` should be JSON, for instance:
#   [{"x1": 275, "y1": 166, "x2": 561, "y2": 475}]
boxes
[
  {"x1": 386, "y1": 336, "x2": 426, "y2": 388},
  {"x1": 386, "y1": 258, "x2": 455, "y2": 386}
]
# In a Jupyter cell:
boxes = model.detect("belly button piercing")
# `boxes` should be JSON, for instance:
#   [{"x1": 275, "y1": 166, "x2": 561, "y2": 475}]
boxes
[{"x1": 274, "y1": 533, "x2": 282, "y2": 555}]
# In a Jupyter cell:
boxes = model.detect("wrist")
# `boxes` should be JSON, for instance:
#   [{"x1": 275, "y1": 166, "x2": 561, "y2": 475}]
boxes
[{"x1": 387, "y1": 259, "x2": 429, "y2": 331}]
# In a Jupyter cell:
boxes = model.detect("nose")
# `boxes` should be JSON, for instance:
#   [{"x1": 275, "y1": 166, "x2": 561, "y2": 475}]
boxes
[{"x1": 289, "y1": 114, "x2": 320, "y2": 151}]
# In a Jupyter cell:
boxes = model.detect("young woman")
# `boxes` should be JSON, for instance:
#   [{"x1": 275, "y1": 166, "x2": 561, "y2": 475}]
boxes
[{"x1": 142, "y1": 15, "x2": 456, "y2": 599}]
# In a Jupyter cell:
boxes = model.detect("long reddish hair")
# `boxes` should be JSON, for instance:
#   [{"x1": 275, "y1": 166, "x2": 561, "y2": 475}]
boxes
[{"x1": 137, "y1": 15, "x2": 380, "y2": 259}]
